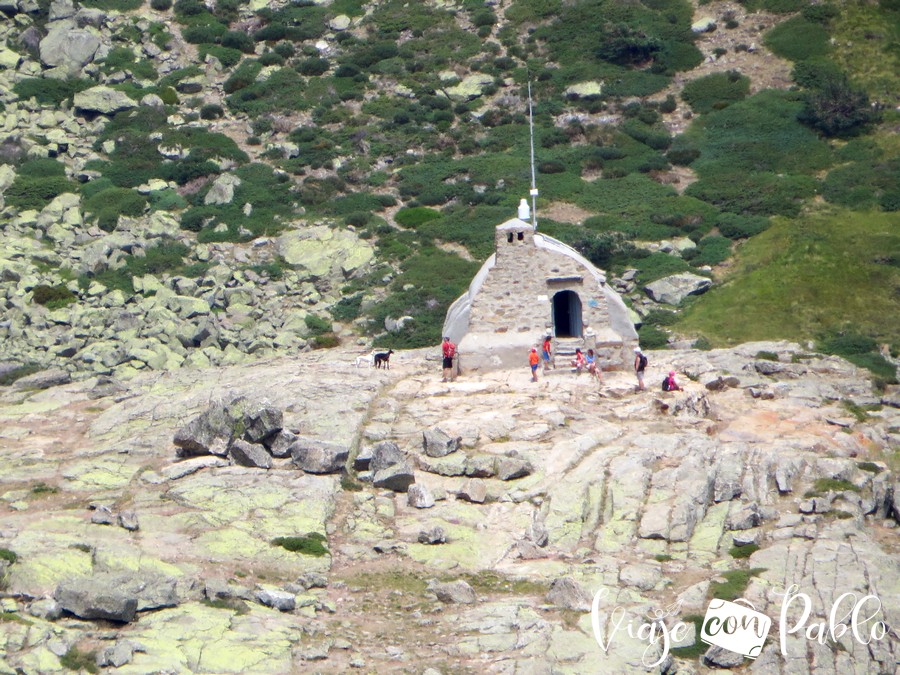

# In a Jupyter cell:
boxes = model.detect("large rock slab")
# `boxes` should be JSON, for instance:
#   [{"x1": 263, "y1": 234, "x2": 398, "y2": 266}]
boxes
[
  {"x1": 55, "y1": 575, "x2": 138, "y2": 622},
  {"x1": 278, "y1": 226, "x2": 374, "y2": 279},
  {"x1": 74, "y1": 86, "x2": 138, "y2": 115},
  {"x1": 644, "y1": 273, "x2": 712, "y2": 306},
  {"x1": 290, "y1": 438, "x2": 349, "y2": 474},
  {"x1": 39, "y1": 19, "x2": 101, "y2": 71}
]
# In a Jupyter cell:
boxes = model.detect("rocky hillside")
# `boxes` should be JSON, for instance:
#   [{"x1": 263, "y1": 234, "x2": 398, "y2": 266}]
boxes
[
  {"x1": 0, "y1": 0, "x2": 897, "y2": 383},
  {"x1": 0, "y1": 342, "x2": 898, "y2": 672}
]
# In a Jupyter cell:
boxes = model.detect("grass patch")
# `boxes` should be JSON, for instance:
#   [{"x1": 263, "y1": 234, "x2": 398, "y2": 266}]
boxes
[
  {"x1": 30, "y1": 482, "x2": 58, "y2": 495},
  {"x1": 729, "y1": 543, "x2": 760, "y2": 559},
  {"x1": 339, "y1": 472, "x2": 363, "y2": 492},
  {"x1": 0, "y1": 612, "x2": 32, "y2": 626},
  {"x1": 709, "y1": 568, "x2": 766, "y2": 602},
  {"x1": 272, "y1": 533, "x2": 329, "y2": 557},
  {"x1": 755, "y1": 351, "x2": 779, "y2": 361},
  {"x1": 0, "y1": 548, "x2": 18, "y2": 564},
  {"x1": 856, "y1": 461, "x2": 883, "y2": 475},
  {"x1": 678, "y1": 210, "x2": 900, "y2": 348},
  {"x1": 59, "y1": 646, "x2": 99, "y2": 674},
  {"x1": 0, "y1": 364, "x2": 43, "y2": 386},
  {"x1": 671, "y1": 614, "x2": 706, "y2": 659},
  {"x1": 682, "y1": 71, "x2": 750, "y2": 114},
  {"x1": 654, "y1": 553, "x2": 673, "y2": 562},
  {"x1": 809, "y1": 478, "x2": 860, "y2": 495},
  {"x1": 457, "y1": 571, "x2": 547, "y2": 596},
  {"x1": 344, "y1": 570, "x2": 427, "y2": 595}
]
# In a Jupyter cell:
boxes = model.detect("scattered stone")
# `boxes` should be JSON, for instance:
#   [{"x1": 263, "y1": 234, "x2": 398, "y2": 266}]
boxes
[
  {"x1": 373, "y1": 463, "x2": 415, "y2": 492},
  {"x1": 173, "y1": 401, "x2": 235, "y2": 457},
  {"x1": 255, "y1": 588, "x2": 296, "y2": 612},
  {"x1": 457, "y1": 478, "x2": 487, "y2": 504},
  {"x1": 703, "y1": 644, "x2": 744, "y2": 668},
  {"x1": 496, "y1": 457, "x2": 533, "y2": 481},
  {"x1": 229, "y1": 439, "x2": 273, "y2": 469},
  {"x1": 97, "y1": 641, "x2": 134, "y2": 668},
  {"x1": 297, "y1": 573, "x2": 328, "y2": 590},
  {"x1": 370, "y1": 441, "x2": 406, "y2": 473},
  {"x1": 726, "y1": 502, "x2": 762, "y2": 530},
  {"x1": 118, "y1": 510, "x2": 139, "y2": 532},
  {"x1": 733, "y1": 529, "x2": 760, "y2": 546},
  {"x1": 354, "y1": 444, "x2": 373, "y2": 471},
  {"x1": 705, "y1": 375, "x2": 740, "y2": 391},
  {"x1": 432, "y1": 580, "x2": 476, "y2": 604},
  {"x1": 27, "y1": 598, "x2": 63, "y2": 621},
  {"x1": 290, "y1": 438, "x2": 349, "y2": 474},
  {"x1": 422, "y1": 427, "x2": 461, "y2": 458},
  {"x1": 243, "y1": 405, "x2": 283, "y2": 443},
  {"x1": 264, "y1": 429, "x2": 297, "y2": 458},
  {"x1": 90, "y1": 505, "x2": 115, "y2": 525},
  {"x1": 546, "y1": 577, "x2": 591, "y2": 611},
  {"x1": 418, "y1": 526, "x2": 446, "y2": 545},
  {"x1": 407, "y1": 484, "x2": 435, "y2": 508}
]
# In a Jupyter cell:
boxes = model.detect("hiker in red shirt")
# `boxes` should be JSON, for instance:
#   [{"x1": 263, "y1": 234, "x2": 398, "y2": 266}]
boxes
[{"x1": 442, "y1": 336, "x2": 457, "y2": 382}]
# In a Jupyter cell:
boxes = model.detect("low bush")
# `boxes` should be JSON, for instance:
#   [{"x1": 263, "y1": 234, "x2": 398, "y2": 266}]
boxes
[
  {"x1": 31, "y1": 284, "x2": 76, "y2": 309},
  {"x1": 150, "y1": 0, "x2": 172, "y2": 10},
  {"x1": 716, "y1": 213, "x2": 770, "y2": 239},
  {"x1": 764, "y1": 17, "x2": 830, "y2": 62},
  {"x1": 682, "y1": 71, "x2": 750, "y2": 114},
  {"x1": 633, "y1": 252, "x2": 694, "y2": 284},
  {"x1": 330, "y1": 294, "x2": 363, "y2": 322},
  {"x1": 272, "y1": 533, "x2": 329, "y2": 556},
  {"x1": 199, "y1": 45, "x2": 242, "y2": 68},
  {"x1": 84, "y1": 241, "x2": 191, "y2": 294},
  {"x1": 638, "y1": 325, "x2": 669, "y2": 349},
  {"x1": 799, "y1": 76, "x2": 880, "y2": 138},
  {"x1": 200, "y1": 103, "x2": 224, "y2": 120},
  {"x1": 83, "y1": 187, "x2": 148, "y2": 231},
  {"x1": 689, "y1": 235, "x2": 731, "y2": 266},
  {"x1": 59, "y1": 646, "x2": 98, "y2": 674},
  {"x1": 686, "y1": 171, "x2": 818, "y2": 217},
  {"x1": 5, "y1": 175, "x2": 76, "y2": 211}
]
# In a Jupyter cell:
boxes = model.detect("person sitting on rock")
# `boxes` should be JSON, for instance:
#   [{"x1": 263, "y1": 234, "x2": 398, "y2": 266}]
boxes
[
  {"x1": 586, "y1": 349, "x2": 602, "y2": 382},
  {"x1": 572, "y1": 348, "x2": 586, "y2": 374},
  {"x1": 663, "y1": 370, "x2": 681, "y2": 392}
]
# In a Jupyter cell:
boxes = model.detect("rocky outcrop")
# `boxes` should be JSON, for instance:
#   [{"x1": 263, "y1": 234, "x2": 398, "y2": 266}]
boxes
[
  {"x1": 73, "y1": 86, "x2": 137, "y2": 114},
  {"x1": 644, "y1": 273, "x2": 713, "y2": 305}
]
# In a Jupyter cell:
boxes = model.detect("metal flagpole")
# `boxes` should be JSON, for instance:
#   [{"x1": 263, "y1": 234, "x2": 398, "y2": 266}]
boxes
[{"x1": 527, "y1": 80, "x2": 538, "y2": 232}]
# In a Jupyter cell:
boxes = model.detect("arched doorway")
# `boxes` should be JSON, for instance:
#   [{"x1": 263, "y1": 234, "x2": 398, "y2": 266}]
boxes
[{"x1": 552, "y1": 290, "x2": 582, "y2": 337}]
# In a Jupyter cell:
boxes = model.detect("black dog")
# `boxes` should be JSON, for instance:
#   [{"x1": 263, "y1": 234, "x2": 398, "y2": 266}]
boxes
[{"x1": 374, "y1": 349, "x2": 394, "y2": 369}]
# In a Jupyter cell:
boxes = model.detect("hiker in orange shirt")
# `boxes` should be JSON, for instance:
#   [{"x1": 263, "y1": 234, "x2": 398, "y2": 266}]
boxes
[{"x1": 529, "y1": 347, "x2": 540, "y2": 382}]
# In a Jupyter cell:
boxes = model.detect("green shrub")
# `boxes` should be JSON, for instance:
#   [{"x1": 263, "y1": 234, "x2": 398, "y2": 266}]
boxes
[
  {"x1": 200, "y1": 103, "x2": 224, "y2": 119},
  {"x1": 223, "y1": 60, "x2": 262, "y2": 94},
  {"x1": 682, "y1": 71, "x2": 750, "y2": 114},
  {"x1": 686, "y1": 172, "x2": 818, "y2": 217},
  {"x1": 716, "y1": 212, "x2": 770, "y2": 239},
  {"x1": 80, "y1": 0, "x2": 141, "y2": 9},
  {"x1": 729, "y1": 543, "x2": 760, "y2": 558},
  {"x1": 5, "y1": 175, "x2": 76, "y2": 211},
  {"x1": 799, "y1": 76, "x2": 880, "y2": 138},
  {"x1": 638, "y1": 324, "x2": 669, "y2": 349},
  {"x1": 59, "y1": 646, "x2": 98, "y2": 674},
  {"x1": 199, "y1": 45, "x2": 242, "y2": 68},
  {"x1": 633, "y1": 251, "x2": 694, "y2": 283},
  {"x1": 221, "y1": 30, "x2": 255, "y2": 53},
  {"x1": 84, "y1": 241, "x2": 191, "y2": 294},
  {"x1": 330, "y1": 294, "x2": 363, "y2": 322},
  {"x1": 764, "y1": 17, "x2": 830, "y2": 62},
  {"x1": 755, "y1": 350, "x2": 779, "y2": 361},
  {"x1": 151, "y1": 0, "x2": 173, "y2": 10},
  {"x1": 84, "y1": 188, "x2": 147, "y2": 231},
  {"x1": 31, "y1": 284, "x2": 76, "y2": 309},
  {"x1": 791, "y1": 59, "x2": 844, "y2": 89},
  {"x1": 0, "y1": 548, "x2": 18, "y2": 563},
  {"x1": 297, "y1": 57, "x2": 330, "y2": 76},
  {"x1": 643, "y1": 309, "x2": 678, "y2": 326},
  {"x1": 17, "y1": 158, "x2": 66, "y2": 177},
  {"x1": 709, "y1": 568, "x2": 766, "y2": 602},
  {"x1": 272, "y1": 533, "x2": 329, "y2": 557},
  {"x1": 690, "y1": 235, "x2": 731, "y2": 266},
  {"x1": 304, "y1": 313, "x2": 332, "y2": 335}
]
